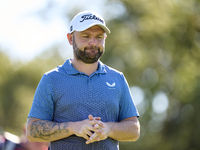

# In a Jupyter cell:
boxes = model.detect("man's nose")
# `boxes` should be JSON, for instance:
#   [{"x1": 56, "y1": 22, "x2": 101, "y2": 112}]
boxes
[{"x1": 89, "y1": 37, "x2": 98, "y2": 46}]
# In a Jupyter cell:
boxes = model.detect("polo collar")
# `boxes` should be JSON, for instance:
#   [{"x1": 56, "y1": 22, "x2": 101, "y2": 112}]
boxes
[{"x1": 63, "y1": 59, "x2": 107, "y2": 75}]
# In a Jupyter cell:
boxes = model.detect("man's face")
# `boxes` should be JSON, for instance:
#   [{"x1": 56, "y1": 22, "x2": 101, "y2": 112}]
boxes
[{"x1": 72, "y1": 25, "x2": 106, "y2": 64}]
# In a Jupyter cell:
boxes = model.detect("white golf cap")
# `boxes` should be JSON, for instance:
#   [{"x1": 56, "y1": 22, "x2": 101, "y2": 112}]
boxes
[{"x1": 69, "y1": 11, "x2": 111, "y2": 34}]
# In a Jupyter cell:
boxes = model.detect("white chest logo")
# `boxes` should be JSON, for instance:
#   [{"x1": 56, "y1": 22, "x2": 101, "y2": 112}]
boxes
[{"x1": 106, "y1": 82, "x2": 116, "y2": 87}]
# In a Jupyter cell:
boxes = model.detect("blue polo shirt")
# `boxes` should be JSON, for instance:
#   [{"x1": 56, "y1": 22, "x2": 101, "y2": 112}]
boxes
[{"x1": 28, "y1": 58, "x2": 139, "y2": 150}]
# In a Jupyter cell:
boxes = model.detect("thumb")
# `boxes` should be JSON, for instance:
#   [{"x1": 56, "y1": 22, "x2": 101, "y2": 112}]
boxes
[{"x1": 88, "y1": 114, "x2": 94, "y2": 120}]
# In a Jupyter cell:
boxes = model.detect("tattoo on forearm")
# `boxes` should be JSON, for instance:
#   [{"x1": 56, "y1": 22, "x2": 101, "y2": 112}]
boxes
[{"x1": 30, "y1": 121, "x2": 69, "y2": 140}]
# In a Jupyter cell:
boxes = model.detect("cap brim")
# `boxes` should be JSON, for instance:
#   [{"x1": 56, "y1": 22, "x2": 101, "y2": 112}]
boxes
[{"x1": 75, "y1": 23, "x2": 111, "y2": 34}]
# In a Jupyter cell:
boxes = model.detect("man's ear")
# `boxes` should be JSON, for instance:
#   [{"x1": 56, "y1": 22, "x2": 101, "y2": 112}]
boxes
[
  {"x1": 67, "y1": 33, "x2": 73, "y2": 45},
  {"x1": 104, "y1": 34, "x2": 107, "y2": 39}
]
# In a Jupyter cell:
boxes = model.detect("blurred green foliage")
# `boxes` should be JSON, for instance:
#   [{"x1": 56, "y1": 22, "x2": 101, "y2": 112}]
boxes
[{"x1": 0, "y1": 0, "x2": 200, "y2": 149}]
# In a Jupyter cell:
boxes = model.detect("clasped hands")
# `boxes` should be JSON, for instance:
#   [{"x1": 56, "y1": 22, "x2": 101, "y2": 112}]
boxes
[{"x1": 72, "y1": 114, "x2": 110, "y2": 144}]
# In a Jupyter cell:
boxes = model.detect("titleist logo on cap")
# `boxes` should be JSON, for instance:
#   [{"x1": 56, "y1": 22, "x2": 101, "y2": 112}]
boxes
[{"x1": 80, "y1": 14, "x2": 104, "y2": 23}]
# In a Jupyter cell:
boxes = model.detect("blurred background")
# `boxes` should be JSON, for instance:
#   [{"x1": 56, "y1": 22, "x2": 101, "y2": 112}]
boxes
[{"x1": 0, "y1": 0, "x2": 200, "y2": 149}]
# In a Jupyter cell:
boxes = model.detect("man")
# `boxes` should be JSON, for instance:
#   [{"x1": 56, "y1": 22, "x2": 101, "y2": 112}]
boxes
[{"x1": 26, "y1": 10, "x2": 140, "y2": 150}]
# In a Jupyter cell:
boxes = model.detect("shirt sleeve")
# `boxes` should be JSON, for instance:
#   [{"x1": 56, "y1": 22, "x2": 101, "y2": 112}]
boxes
[
  {"x1": 118, "y1": 74, "x2": 139, "y2": 121},
  {"x1": 28, "y1": 74, "x2": 54, "y2": 120}
]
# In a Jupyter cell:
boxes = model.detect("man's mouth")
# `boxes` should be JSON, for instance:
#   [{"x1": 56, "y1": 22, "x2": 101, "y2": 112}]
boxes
[{"x1": 84, "y1": 47, "x2": 100, "y2": 51}]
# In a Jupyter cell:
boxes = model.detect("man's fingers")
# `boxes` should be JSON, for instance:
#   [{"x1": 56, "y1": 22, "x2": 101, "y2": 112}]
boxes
[
  {"x1": 96, "y1": 136, "x2": 100, "y2": 142},
  {"x1": 82, "y1": 134, "x2": 89, "y2": 140},
  {"x1": 94, "y1": 124, "x2": 100, "y2": 129},
  {"x1": 85, "y1": 130, "x2": 93, "y2": 137},
  {"x1": 91, "y1": 121, "x2": 105, "y2": 128},
  {"x1": 88, "y1": 115, "x2": 105, "y2": 128},
  {"x1": 94, "y1": 117, "x2": 101, "y2": 121},
  {"x1": 88, "y1": 114, "x2": 101, "y2": 121},
  {"x1": 88, "y1": 114, "x2": 94, "y2": 121},
  {"x1": 86, "y1": 132, "x2": 98, "y2": 144}
]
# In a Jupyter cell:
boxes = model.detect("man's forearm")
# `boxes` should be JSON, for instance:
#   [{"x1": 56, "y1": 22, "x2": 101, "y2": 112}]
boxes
[
  {"x1": 108, "y1": 120, "x2": 140, "y2": 141},
  {"x1": 27, "y1": 119, "x2": 73, "y2": 142}
]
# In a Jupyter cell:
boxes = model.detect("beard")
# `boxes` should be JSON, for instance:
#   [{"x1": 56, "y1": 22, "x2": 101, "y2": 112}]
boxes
[{"x1": 73, "y1": 36, "x2": 104, "y2": 64}]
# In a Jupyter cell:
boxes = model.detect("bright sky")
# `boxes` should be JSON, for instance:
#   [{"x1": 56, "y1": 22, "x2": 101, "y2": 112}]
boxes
[{"x1": 0, "y1": 0, "x2": 107, "y2": 62}]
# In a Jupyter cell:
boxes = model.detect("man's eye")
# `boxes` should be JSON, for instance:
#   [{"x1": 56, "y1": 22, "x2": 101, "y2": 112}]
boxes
[{"x1": 82, "y1": 36, "x2": 89, "y2": 38}]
